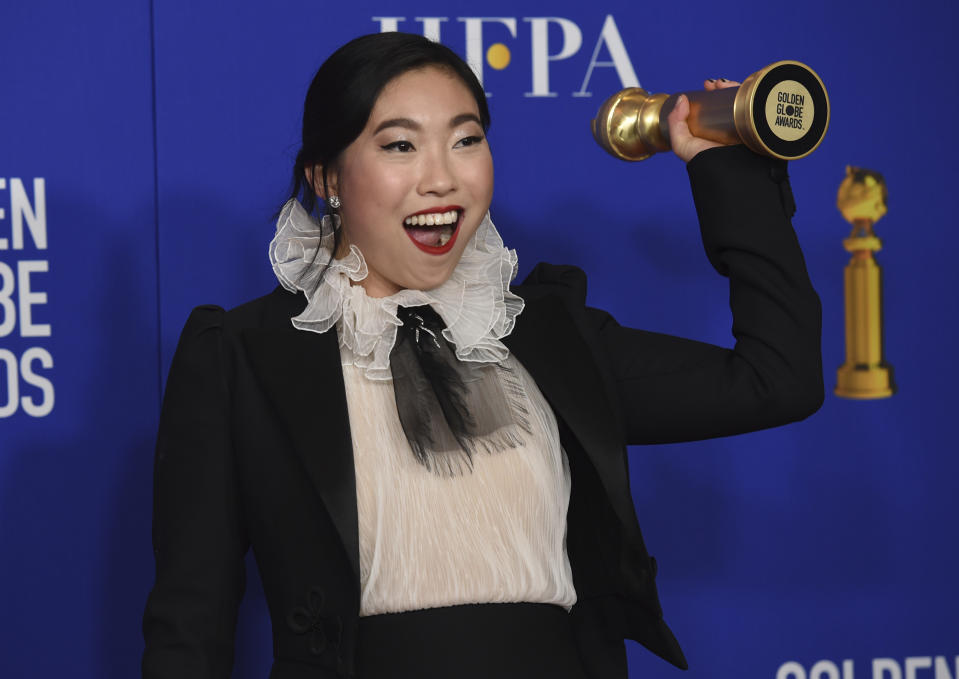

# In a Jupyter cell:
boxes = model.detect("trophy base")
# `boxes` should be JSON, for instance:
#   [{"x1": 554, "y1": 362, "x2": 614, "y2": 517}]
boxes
[
  {"x1": 735, "y1": 60, "x2": 830, "y2": 160},
  {"x1": 835, "y1": 362, "x2": 896, "y2": 399}
]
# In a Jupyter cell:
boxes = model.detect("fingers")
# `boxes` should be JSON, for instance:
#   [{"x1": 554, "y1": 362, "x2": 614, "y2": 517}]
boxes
[
  {"x1": 668, "y1": 93, "x2": 724, "y2": 162},
  {"x1": 704, "y1": 78, "x2": 741, "y2": 90},
  {"x1": 668, "y1": 93, "x2": 690, "y2": 124},
  {"x1": 667, "y1": 94, "x2": 695, "y2": 161},
  {"x1": 666, "y1": 94, "x2": 691, "y2": 144}
]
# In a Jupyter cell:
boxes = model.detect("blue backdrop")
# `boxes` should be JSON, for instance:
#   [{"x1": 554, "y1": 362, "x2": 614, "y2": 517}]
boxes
[{"x1": 1, "y1": 1, "x2": 956, "y2": 677}]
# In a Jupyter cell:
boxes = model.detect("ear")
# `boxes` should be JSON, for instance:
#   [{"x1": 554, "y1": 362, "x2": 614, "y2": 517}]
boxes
[{"x1": 304, "y1": 164, "x2": 339, "y2": 199}]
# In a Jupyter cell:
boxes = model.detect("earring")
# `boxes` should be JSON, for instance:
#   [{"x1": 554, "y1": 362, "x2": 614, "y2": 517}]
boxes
[{"x1": 328, "y1": 195, "x2": 341, "y2": 209}]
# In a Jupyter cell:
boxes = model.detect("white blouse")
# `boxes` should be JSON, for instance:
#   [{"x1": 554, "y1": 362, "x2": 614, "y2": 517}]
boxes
[
  {"x1": 342, "y1": 354, "x2": 576, "y2": 616},
  {"x1": 269, "y1": 199, "x2": 577, "y2": 616}
]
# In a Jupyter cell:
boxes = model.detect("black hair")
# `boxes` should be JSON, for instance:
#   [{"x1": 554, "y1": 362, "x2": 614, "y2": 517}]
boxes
[{"x1": 284, "y1": 32, "x2": 491, "y2": 253}]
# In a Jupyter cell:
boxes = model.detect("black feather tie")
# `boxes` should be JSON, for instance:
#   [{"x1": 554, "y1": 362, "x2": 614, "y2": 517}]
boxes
[{"x1": 390, "y1": 305, "x2": 532, "y2": 476}]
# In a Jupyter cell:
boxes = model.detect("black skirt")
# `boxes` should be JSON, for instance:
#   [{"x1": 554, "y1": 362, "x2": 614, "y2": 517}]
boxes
[{"x1": 356, "y1": 603, "x2": 590, "y2": 679}]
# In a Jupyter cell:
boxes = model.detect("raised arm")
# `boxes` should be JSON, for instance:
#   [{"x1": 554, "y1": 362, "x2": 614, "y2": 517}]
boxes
[{"x1": 591, "y1": 143, "x2": 823, "y2": 444}]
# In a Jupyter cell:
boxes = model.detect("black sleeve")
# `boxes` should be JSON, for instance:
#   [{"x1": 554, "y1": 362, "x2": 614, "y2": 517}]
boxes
[
  {"x1": 142, "y1": 306, "x2": 249, "y2": 678},
  {"x1": 531, "y1": 145, "x2": 823, "y2": 445}
]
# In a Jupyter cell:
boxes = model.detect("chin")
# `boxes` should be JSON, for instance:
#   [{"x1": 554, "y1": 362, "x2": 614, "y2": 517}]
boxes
[
  {"x1": 409, "y1": 273, "x2": 453, "y2": 292},
  {"x1": 405, "y1": 262, "x2": 459, "y2": 292}
]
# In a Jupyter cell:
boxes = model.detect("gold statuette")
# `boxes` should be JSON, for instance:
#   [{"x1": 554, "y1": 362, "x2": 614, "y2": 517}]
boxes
[
  {"x1": 835, "y1": 166, "x2": 896, "y2": 399},
  {"x1": 592, "y1": 60, "x2": 829, "y2": 161}
]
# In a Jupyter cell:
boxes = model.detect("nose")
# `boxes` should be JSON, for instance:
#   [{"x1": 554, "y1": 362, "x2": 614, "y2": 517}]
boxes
[{"x1": 417, "y1": 149, "x2": 456, "y2": 196}]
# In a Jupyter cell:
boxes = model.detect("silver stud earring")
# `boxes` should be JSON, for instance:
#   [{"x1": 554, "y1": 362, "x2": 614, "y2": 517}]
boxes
[{"x1": 328, "y1": 195, "x2": 341, "y2": 209}]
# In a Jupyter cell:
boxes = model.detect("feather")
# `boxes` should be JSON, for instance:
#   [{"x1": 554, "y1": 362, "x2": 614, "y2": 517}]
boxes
[{"x1": 390, "y1": 305, "x2": 531, "y2": 476}]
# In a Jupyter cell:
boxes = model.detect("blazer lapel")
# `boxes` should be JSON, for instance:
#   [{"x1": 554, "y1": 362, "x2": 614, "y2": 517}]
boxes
[
  {"x1": 504, "y1": 295, "x2": 639, "y2": 533},
  {"x1": 240, "y1": 290, "x2": 360, "y2": 583}
]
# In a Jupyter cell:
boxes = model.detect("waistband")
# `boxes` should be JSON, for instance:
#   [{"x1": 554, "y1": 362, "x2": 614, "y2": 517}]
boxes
[{"x1": 356, "y1": 602, "x2": 589, "y2": 679}]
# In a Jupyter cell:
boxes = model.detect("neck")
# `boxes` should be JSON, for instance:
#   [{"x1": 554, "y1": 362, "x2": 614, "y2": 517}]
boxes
[{"x1": 349, "y1": 275, "x2": 402, "y2": 299}]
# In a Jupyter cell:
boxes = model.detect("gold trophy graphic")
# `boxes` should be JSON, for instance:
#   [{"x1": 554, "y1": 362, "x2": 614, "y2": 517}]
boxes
[
  {"x1": 592, "y1": 60, "x2": 829, "y2": 161},
  {"x1": 835, "y1": 167, "x2": 895, "y2": 399}
]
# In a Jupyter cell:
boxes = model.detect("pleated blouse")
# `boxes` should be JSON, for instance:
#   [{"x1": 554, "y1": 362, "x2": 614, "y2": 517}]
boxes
[{"x1": 341, "y1": 353, "x2": 577, "y2": 617}]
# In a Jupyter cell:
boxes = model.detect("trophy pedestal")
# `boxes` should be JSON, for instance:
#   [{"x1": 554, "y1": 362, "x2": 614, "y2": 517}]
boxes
[{"x1": 836, "y1": 363, "x2": 895, "y2": 399}]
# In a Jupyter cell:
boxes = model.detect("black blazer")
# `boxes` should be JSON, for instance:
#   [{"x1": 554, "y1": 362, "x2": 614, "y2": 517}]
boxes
[{"x1": 142, "y1": 146, "x2": 824, "y2": 679}]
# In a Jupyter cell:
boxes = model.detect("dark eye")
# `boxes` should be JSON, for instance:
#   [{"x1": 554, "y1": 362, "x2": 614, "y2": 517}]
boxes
[
  {"x1": 382, "y1": 140, "x2": 414, "y2": 152},
  {"x1": 455, "y1": 135, "x2": 484, "y2": 148}
]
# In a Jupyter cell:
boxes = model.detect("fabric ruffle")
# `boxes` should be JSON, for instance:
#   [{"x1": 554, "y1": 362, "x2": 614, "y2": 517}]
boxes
[{"x1": 269, "y1": 199, "x2": 525, "y2": 381}]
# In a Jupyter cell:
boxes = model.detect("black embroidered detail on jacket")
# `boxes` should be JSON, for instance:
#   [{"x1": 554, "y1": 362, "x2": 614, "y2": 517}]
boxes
[{"x1": 287, "y1": 586, "x2": 343, "y2": 657}]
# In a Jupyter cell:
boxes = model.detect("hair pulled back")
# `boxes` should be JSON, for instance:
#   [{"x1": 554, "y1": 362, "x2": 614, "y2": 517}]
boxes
[{"x1": 287, "y1": 32, "x2": 491, "y2": 221}]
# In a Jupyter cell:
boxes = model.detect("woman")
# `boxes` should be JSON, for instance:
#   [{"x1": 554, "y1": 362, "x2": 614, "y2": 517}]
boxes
[{"x1": 142, "y1": 32, "x2": 823, "y2": 679}]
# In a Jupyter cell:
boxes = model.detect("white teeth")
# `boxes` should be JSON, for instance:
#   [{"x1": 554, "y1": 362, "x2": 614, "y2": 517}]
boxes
[
  {"x1": 404, "y1": 210, "x2": 460, "y2": 226},
  {"x1": 438, "y1": 232, "x2": 451, "y2": 246}
]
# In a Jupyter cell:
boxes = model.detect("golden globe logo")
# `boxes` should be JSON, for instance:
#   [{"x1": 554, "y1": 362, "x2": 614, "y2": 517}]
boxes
[{"x1": 372, "y1": 15, "x2": 640, "y2": 96}]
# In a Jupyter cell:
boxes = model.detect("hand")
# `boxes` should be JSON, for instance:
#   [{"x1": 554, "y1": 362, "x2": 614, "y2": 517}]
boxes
[{"x1": 667, "y1": 78, "x2": 740, "y2": 163}]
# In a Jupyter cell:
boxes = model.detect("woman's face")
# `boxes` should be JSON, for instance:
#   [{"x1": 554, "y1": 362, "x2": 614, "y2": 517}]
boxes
[{"x1": 324, "y1": 66, "x2": 494, "y2": 297}]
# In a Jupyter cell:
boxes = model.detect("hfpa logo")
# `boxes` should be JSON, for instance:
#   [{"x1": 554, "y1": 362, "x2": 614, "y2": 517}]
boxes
[{"x1": 372, "y1": 15, "x2": 640, "y2": 97}]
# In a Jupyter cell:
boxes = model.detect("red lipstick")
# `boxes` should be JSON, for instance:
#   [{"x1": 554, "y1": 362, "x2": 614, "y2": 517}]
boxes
[{"x1": 404, "y1": 206, "x2": 462, "y2": 255}]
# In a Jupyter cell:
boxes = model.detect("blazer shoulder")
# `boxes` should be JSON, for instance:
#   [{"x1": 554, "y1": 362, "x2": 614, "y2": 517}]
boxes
[
  {"x1": 512, "y1": 262, "x2": 589, "y2": 308},
  {"x1": 220, "y1": 285, "x2": 307, "y2": 332}
]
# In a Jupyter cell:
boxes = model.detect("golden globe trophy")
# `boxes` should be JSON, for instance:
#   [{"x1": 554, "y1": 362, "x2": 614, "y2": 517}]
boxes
[
  {"x1": 835, "y1": 167, "x2": 895, "y2": 399},
  {"x1": 592, "y1": 60, "x2": 829, "y2": 161}
]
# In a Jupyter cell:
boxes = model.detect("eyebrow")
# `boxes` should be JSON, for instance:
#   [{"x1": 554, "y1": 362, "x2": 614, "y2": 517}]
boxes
[{"x1": 373, "y1": 113, "x2": 482, "y2": 135}]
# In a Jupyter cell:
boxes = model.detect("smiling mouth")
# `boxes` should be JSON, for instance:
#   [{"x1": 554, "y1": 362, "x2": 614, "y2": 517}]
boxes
[{"x1": 403, "y1": 208, "x2": 462, "y2": 254}]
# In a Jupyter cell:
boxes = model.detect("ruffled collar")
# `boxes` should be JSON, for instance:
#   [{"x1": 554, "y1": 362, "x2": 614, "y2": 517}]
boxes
[{"x1": 269, "y1": 199, "x2": 525, "y2": 380}]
